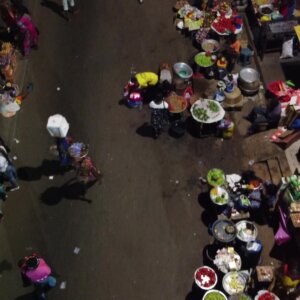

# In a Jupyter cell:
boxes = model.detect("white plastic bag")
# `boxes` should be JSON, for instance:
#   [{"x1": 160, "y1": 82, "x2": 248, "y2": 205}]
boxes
[{"x1": 280, "y1": 38, "x2": 293, "y2": 59}]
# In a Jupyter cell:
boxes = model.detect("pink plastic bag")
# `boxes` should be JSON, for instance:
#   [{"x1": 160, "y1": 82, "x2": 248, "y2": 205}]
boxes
[{"x1": 275, "y1": 206, "x2": 291, "y2": 246}]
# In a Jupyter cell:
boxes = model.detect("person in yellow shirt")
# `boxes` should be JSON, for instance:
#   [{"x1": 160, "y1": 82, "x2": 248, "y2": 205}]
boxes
[{"x1": 131, "y1": 72, "x2": 159, "y2": 89}]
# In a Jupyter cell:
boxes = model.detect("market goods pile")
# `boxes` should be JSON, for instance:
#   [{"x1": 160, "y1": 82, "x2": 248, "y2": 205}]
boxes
[
  {"x1": 257, "y1": 291, "x2": 278, "y2": 300},
  {"x1": 195, "y1": 266, "x2": 217, "y2": 289},
  {"x1": 210, "y1": 187, "x2": 229, "y2": 205},
  {"x1": 191, "y1": 100, "x2": 222, "y2": 123},
  {"x1": 194, "y1": 53, "x2": 214, "y2": 67},
  {"x1": 192, "y1": 106, "x2": 209, "y2": 121},
  {"x1": 214, "y1": 247, "x2": 241, "y2": 273},
  {"x1": 223, "y1": 272, "x2": 246, "y2": 294},
  {"x1": 208, "y1": 100, "x2": 220, "y2": 112},
  {"x1": 207, "y1": 168, "x2": 225, "y2": 186},
  {"x1": 167, "y1": 93, "x2": 187, "y2": 113},
  {"x1": 204, "y1": 291, "x2": 227, "y2": 300}
]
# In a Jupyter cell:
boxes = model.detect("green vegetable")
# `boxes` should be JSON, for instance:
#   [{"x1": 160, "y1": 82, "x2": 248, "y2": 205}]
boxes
[
  {"x1": 215, "y1": 195, "x2": 228, "y2": 204},
  {"x1": 194, "y1": 53, "x2": 214, "y2": 67},
  {"x1": 204, "y1": 291, "x2": 227, "y2": 300},
  {"x1": 207, "y1": 168, "x2": 225, "y2": 186},
  {"x1": 192, "y1": 107, "x2": 209, "y2": 121},
  {"x1": 208, "y1": 100, "x2": 219, "y2": 113}
]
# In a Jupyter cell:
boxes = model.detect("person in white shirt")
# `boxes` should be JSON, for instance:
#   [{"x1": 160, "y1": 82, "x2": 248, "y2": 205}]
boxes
[{"x1": 149, "y1": 94, "x2": 169, "y2": 139}]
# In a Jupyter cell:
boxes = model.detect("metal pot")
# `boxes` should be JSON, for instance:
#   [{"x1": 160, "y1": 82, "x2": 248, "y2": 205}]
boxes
[{"x1": 238, "y1": 68, "x2": 260, "y2": 94}]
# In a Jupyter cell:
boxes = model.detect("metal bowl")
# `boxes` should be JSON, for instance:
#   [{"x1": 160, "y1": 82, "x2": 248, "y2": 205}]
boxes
[
  {"x1": 258, "y1": 4, "x2": 274, "y2": 16},
  {"x1": 236, "y1": 220, "x2": 258, "y2": 243},
  {"x1": 201, "y1": 39, "x2": 220, "y2": 53},
  {"x1": 173, "y1": 62, "x2": 193, "y2": 79},
  {"x1": 239, "y1": 68, "x2": 260, "y2": 84},
  {"x1": 222, "y1": 272, "x2": 247, "y2": 295},
  {"x1": 212, "y1": 220, "x2": 237, "y2": 243}
]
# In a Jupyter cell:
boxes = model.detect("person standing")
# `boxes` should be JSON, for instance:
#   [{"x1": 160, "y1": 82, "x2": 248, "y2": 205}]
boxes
[
  {"x1": 149, "y1": 93, "x2": 169, "y2": 139},
  {"x1": 75, "y1": 156, "x2": 102, "y2": 184},
  {"x1": 62, "y1": 0, "x2": 79, "y2": 20},
  {"x1": 16, "y1": 11, "x2": 39, "y2": 56},
  {"x1": 18, "y1": 254, "x2": 56, "y2": 300},
  {"x1": 0, "y1": 144, "x2": 19, "y2": 191}
]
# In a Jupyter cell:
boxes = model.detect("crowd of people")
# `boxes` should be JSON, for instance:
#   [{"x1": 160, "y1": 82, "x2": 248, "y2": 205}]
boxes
[{"x1": 0, "y1": 1, "x2": 102, "y2": 299}]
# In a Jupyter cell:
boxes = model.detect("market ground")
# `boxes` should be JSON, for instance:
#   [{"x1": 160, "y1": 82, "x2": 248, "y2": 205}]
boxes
[{"x1": 0, "y1": 1, "x2": 292, "y2": 300}]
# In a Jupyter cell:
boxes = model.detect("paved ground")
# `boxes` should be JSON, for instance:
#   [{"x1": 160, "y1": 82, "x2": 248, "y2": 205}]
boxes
[{"x1": 0, "y1": 1, "x2": 294, "y2": 300}]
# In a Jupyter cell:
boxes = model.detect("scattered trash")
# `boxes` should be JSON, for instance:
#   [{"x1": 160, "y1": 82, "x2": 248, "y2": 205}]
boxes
[
  {"x1": 187, "y1": 194, "x2": 190, "y2": 197},
  {"x1": 193, "y1": 232, "x2": 197, "y2": 236},
  {"x1": 59, "y1": 281, "x2": 66, "y2": 289},
  {"x1": 175, "y1": 180, "x2": 179, "y2": 184},
  {"x1": 49, "y1": 176, "x2": 54, "y2": 180},
  {"x1": 12, "y1": 156, "x2": 17, "y2": 160},
  {"x1": 56, "y1": 87, "x2": 61, "y2": 91},
  {"x1": 248, "y1": 159, "x2": 255, "y2": 166},
  {"x1": 73, "y1": 247, "x2": 80, "y2": 254},
  {"x1": 221, "y1": 138, "x2": 224, "y2": 142},
  {"x1": 199, "y1": 177, "x2": 207, "y2": 183},
  {"x1": 13, "y1": 138, "x2": 20, "y2": 144}
]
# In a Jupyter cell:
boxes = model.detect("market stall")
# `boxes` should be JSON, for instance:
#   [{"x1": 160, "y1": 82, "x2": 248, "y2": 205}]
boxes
[{"x1": 246, "y1": 0, "x2": 300, "y2": 60}]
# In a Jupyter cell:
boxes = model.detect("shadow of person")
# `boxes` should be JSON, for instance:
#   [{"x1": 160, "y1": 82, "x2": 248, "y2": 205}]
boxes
[
  {"x1": 40, "y1": 178, "x2": 97, "y2": 205},
  {"x1": 0, "y1": 259, "x2": 12, "y2": 274},
  {"x1": 40, "y1": 0, "x2": 68, "y2": 21},
  {"x1": 198, "y1": 192, "x2": 218, "y2": 227},
  {"x1": 136, "y1": 122, "x2": 155, "y2": 139},
  {"x1": 18, "y1": 159, "x2": 73, "y2": 181},
  {"x1": 14, "y1": 293, "x2": 35, "y2": 300}
]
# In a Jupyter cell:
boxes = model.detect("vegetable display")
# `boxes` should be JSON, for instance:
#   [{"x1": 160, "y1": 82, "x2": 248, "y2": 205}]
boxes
[
  {"x1": 256, "y1": 291, "x2": 277, "y2": 300},
  {"x1": 192, "y1": 106, "x2": 209, "y2": 121},
  {"x1": 194, "y1": 266, "x2": 217, "y2": 289},
  {"x1": 210, "y1": 187, "x2": 229, "y2": 205},
  {"x1": 191, "y1": 99, "x2": 225, "y2": 124},
  {"x1": 208, "y1": 100, "x2": 220, "y2": 112},
  {"x1": 223, "y1": 272, "x2": 246, "y2": 295},
  {"x1": 212, "y1": 15, "x2": 235, "y2": 34},
  {"x1": 204, "y1": 290, "x2": 227, "y2": 300},
  {"x1": 194, "y1": 53, "x2": 214, "y2": 67},
  {"x1": 207, "y1": 168, "x2": 225, "y2": 186}
]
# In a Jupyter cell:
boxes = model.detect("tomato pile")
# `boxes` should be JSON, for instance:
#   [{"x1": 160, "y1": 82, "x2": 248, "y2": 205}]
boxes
[
  {"x1": 258, "y1": 291, "x2": 276, "y2": 300},
  {"x1": 212, "y1": 16, "x2": 236, "y2": 34},
  {"x1": 195, "y1": 267, "x2": 217, "y2": 288}
]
